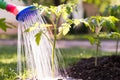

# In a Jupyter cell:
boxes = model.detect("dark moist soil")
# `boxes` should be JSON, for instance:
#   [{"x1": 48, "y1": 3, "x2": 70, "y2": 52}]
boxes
[{"x1": 66, "y1": 55, "x2": 120, "y2": 80}]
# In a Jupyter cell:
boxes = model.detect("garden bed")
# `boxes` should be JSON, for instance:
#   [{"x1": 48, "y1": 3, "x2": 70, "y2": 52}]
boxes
[{"x1": 67, "y1": 55, "x2": 120, "y2": 80}]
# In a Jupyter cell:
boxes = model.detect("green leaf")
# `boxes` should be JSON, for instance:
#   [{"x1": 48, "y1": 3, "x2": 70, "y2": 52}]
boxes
[
  {"x1": 24, "y1": 27, "x2": 36, "y2": 32},
  {"x1": 62, "y1": 4, "x2": 73, "y2": 20},
  {"x1": 0, "y1": 18, "x2": 6, "y2": 22},
  {"x1": 62, "y1": 11, "x2": 69, "y2": 20},
  {"x1": 35, "y1": 32, "x2": 42, "y2": 45},
  {"x1": 0, "y1": 18, "x2": 12, "y2": 31},
  {"x1": 91, "y1": 18, "x2": 98, "y2": 26},
  {"x1": 66, "y1": 19, "x2": 74, "y2": 25},
  {"x1": 99, "y1": 32, "x2": 108, "y2": 38},
  {"x1": 108, "y1": 16, "x2": 119, "y2": 22},
  {"x1": 73, "y1": 19, "x2": 80, "y2": 26},
  {"x1": 109, "y1": 32, "x2": 120, "y2": 38},
  {"x1": 101, "y1": 16, "x2": 119, "y2": 31},
  {"x1": 40, "y1": 24, "x2": 53, "y2": 28},
  {"x1": 85, "y1": 18, "x2": 96, "y2": 32},
  {"x1": 49, "y1": 6, "x2": 58, "y2": 15},
  {"x1": 86, "y1": 36, "x2": 96, "y2": 45},
  {"x1": 85, "y1": 16, "x2": 119, "y2": 33},
  {"x1": 80, "y1": 19, "x2": 90, "y2": 27},
  {"x1": 58, "y1": 23, "x2": 71, "y2": 36},
  {"x1": 63, "y1": 27, "x2": 70, "y2": 35},
  {"x1": 34, "y1": 22, "x2": 39, "y2": 27},
  {"x1": 24, "y1": 22, "x2": 39, "y2": 32},
  {"x1": 66, "y1": 6, "x2": 73, "y2": 14}
]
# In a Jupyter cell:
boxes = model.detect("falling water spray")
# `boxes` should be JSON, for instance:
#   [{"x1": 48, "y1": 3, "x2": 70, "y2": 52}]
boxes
[
  {"x1": 16, "y1": 5, "x2": 67, "y2": 80},
  {"x1": 0, "y1": 0, "x2": 69, "y2": 79}
]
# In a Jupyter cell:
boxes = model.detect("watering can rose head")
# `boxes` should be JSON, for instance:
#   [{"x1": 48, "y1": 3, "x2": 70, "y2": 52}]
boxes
[{"x1": 16, "y1": 6, "x2": 37, "y2": 22}]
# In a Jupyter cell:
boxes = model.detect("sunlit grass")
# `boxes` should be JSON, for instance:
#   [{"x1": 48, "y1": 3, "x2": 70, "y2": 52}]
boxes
[
  {"x1": 61, "y1": 34, "x2": 116, "y2": 40},
  {"x1": 0, "y1": 46, "x2": 17, "y2": 80},
  {"x1": 60, "y1": 34, "x2": 93, "y2": 40},
  {"x1": 0, "y1": 56, "x2": 17, "y2": 64},
  {"x1": 0, "y1": 34, "x2": 17, "y2": 39}
]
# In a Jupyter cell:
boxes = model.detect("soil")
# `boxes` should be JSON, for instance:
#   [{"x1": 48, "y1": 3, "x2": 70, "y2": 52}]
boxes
[{"x1": 66, "y1": 55, "x2": 120, "y2": 80}]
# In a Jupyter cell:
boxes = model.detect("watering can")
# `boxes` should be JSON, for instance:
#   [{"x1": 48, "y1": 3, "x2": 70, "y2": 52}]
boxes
[{"x1": 0, "y1": 0, "x2": 37, "y2": 22}]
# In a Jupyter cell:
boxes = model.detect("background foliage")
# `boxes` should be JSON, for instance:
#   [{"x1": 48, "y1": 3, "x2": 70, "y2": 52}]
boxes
[{"x1": 0, "y1": 0, "x2": 120, "y2": 32}]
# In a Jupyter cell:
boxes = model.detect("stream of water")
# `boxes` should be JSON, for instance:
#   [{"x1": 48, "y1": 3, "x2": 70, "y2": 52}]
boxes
[{"x1": 17, "y1": 11, "x2": 67, "y2": 80}]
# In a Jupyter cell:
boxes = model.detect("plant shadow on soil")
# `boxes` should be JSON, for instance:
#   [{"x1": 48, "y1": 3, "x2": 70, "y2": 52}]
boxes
[{"x1": 66, "y1": 55, "x2": 120, "y2": 80}]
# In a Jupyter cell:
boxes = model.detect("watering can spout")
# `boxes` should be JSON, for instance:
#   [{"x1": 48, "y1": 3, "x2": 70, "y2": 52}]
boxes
[
  {"x1": 0, "y1": 0, "x2": 37, "y2": 21},
  {"x1": 0, "y1": 0, "x2": 18, "y2": 15}
]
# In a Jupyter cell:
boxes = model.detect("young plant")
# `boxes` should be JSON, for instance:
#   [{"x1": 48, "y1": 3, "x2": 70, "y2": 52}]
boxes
[
  {"x1": 109, "y1": 32, "x2": 120, "y2": 54},
  {"x1": 85, "y1": 16, "x2": 119, "y2": 66},
  {"x1": 25, "y1": 2, "x2": 89, "y2": 77},
  {"x1": 34, "y1": 3, "x2": 77, "y2": 77},
  {"x1": 104, "y1": 5, "x2": 120, "y2": 54}
]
